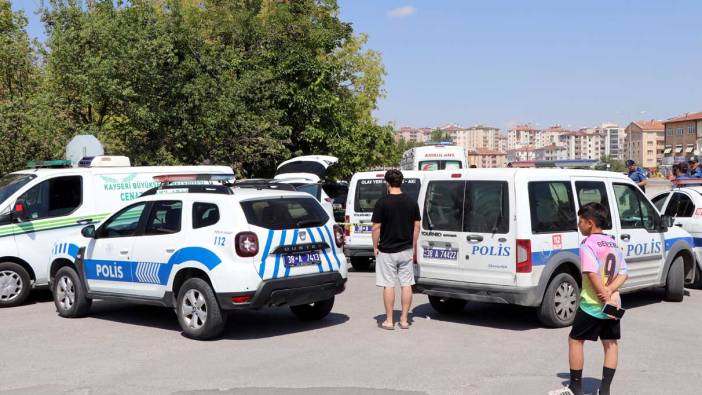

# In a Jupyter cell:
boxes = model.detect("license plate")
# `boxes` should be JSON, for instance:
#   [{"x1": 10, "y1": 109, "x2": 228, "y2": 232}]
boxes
[
  {"x1": 423, "y1": 247, "x2": 458, "y2": 261},
  {"x1": 284, "y1": 252, "x2": 322, "y2": 267},
  {"x1": 354, "y1": 225, "x2": 372, "y2": 233}
]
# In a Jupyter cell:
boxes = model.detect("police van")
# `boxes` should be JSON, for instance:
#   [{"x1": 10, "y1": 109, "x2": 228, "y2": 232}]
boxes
[
  {"x1": 343, "y1": 170, "x2": 424, "y2": 271},
  {"x1": 50, "y1": 174, "x2": 347, "y2": 340},
  {"x1": 0, "y1": 157, "x2": 232, "y2": 307},
  {"x1": 415, "y1": 168, "x2": 696, "y2": 327},
  {"x1": 400, "y1": 144, "x2": 467, "y2": 171}
]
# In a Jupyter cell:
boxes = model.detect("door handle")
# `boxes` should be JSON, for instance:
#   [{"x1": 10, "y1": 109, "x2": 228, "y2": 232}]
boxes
[
  {"x1": 620, "y1": 234, "x2": 631, "y2": 241},
  {"x1": 674, "y1": 223, "x2": 683, "y2": 227},
  {"x1": 76, "y1": 219, "x2": 93, "y2": 225},
  {"x1": 467, "y1": 234, "x2": 484, "y2": 242},
  {"x1": 119, "y1": 250, "x2": 129, "y2": 255},
  {"x1": 166, "y1": 249, "x2": 175, "y2": 253}
]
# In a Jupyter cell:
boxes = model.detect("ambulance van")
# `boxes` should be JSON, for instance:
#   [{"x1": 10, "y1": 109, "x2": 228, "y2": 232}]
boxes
[
  {"x1": 0, "y1": 156, "x2": 232, "y2": 307},
  {"x1": 415, "y1": 168, "x2": 696, "y2": 327},
  {"x1": 400, "y1": 144, "x2": 467, "y2": 171}
]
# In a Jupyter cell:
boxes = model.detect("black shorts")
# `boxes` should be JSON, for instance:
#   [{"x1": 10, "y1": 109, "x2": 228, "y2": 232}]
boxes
[{"x1": 569, "y1": 308, "x2": 620, "y2": 341}]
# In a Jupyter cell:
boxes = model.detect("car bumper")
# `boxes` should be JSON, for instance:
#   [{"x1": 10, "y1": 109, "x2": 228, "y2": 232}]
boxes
[
  {"x1": 343, "y1": 245, "x2": 374, "y2": 257},
  {"x1": 217, "y1": 272, "x2": 347, "y2": 310},
  {"x1": 415, "y1": 277, "x2": 541, "y2": 307}
]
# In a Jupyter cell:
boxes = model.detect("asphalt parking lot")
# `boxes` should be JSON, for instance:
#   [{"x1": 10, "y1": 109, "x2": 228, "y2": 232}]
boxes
[{"x1": 1, "y1": 269, "x2": 701, "y2": 395}]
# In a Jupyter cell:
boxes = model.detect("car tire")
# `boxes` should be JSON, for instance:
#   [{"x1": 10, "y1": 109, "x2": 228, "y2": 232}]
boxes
[
  {"x1": 290, "y1": 296, "x2": 335, "y2": 321},
  {"x1": 0, "y1": 262, "x2": 31, "y2": 307},
  {"x1": 537, "y1": 272, "x2": 579, "y2": 328},
  {"x1": 350, "y1": 257, "x2": 372, "y2": 272},
  {"x1": 428, "y1": 296, "x2": 466, "y2": 314},
  {"x1": 664, "y1": 257, "x2": 684, "y2": 302},
  {"x1": 53, "y1": 266, "x2": 92, "y2": 318},
  {"x1": 176, "y1": 278, "x2": 226, "y2": 340},
  {"x1": 691, "y1": 264, "x2": 702, "y2": 289}
]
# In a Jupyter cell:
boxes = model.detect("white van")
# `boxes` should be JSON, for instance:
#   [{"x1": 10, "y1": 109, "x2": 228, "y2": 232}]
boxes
[
  {"x1": 0, "y1": 156, "x2": 232, "y2": 307},
  {"x1": 343, "y1": 170, "x2": 424, "y2": 271},
  {"x1": 415, "y1": 168, "x2": 696, "y2": 327},
  {"x1": 400, "y1": 145, "x2": 467, "y2": 171}
]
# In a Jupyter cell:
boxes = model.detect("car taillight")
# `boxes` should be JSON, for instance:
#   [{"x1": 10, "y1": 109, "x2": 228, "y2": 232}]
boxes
[
  {"x1": 231, "y1": 294, "x2": 253, "y2": 304},
  {"x1": 334, "y1": 224, "x2": 345, "y2": 248},
  {"x1": 235, "y1": 232, "x2": 259, "y2": 257},
  {"x1": 516, "y1": 239, "x2": 532, "y2": 273},
  {"x1": 344, "y1": 215, "x2": 351, "y2": 236}
]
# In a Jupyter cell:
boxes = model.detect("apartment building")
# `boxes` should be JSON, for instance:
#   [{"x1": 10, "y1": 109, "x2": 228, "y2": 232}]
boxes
[
  {"x1": 467, "y1": 148, "x2": 507, "y2": 168},
  {"x1": 663, "y1": 112, "x2": 702, "y2": 162},
  {"x1": 507, "y1": 124, "x2": 540, "y2": 151},
  {"x1": 395, "y1": 127, "x2": 431, "y2": 143},
  {"x1": 595, "y1": 123, "x2": 626, "y2": 160},
  {"x1": 624, "y1": 120, "x2": 664, "y2": 168},
  {"x1": 533, "y1": 144, "x2": 568, "y2": 161},
  {"x1": 453, "y1": 125, "x2": 500, "y2": 152},
  {"x1": 497, "y1": 135, "x2": 508, "y2": 153},
  {"x1": 559, "y1": 129, "x2": 603, "y2": 160},
  {"x1": 506, "y1": 146, "x2": 536, "y2": 162}
]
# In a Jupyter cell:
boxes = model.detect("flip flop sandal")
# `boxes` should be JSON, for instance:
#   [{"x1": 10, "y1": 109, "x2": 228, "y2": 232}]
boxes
[{"x1": 379, "y1": 322, "x2": 395, "y2": 330}]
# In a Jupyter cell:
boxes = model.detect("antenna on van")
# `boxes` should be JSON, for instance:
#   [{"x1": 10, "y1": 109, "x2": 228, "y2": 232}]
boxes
[{"x1": 153, "y1": 174, "x2": 237, "y2": 188}]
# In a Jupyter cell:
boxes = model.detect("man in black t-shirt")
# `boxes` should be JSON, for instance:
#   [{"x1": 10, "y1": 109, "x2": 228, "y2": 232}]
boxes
[{"x1": 371, "y1": 169, "x2": 421, "y2": 330}]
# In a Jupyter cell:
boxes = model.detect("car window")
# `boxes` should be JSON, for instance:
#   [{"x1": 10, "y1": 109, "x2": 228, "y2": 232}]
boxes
[
  {"x1": 651, "y1": 193, "x2": 670, "y2": 212},
  {"x1": 419, "y1": 161, "x2": 439, "y2": 171},
  {"x1": 419, "y1": 160, "x2": 462, "y2": 171},
  {"x1": 664, "y1": 192, "x2": 695, "y2": 218},
  {"x1": 144, "y1": 201, "x2": 182, "y2": 235},
  {"x1": 423, "y1": 180, "x2": 464, "y2": 232},
  {"x1": 613, "y1": 183, "x2": 657, "y2": 230},
  {"x1": 445, "y1": 161, "x2": 462, "y2": 169},
  {"x1": 0, "y1": 173, "x2": 35, "y2": 203},
  {"x1": 575, "y1": 181, "x2": 612, "y2": 229},
  {"x1": 463, "y1": 181, "x2": 509, "y2": 233},
  {"x1": 17, "y1": 176, "x2": 82, "y2": 221},
  {"x1": 193, "y1": 202, "x2": 220, "y2": 229},
  {"x1": 354, "y1": 178, "x2": 421, "y2": 213},
  {"x1": 101, "y1": 203, "x2": 147, "y2": 238},
  {"x1": 241, "y1": 197, "x2": 329, "y2": 230},
  {"x1": 292, "y1": 183, "x2": 321, "y2": 200},
  {"x1": 528, "y1": 181, "x2": 577, "y2": 233}
]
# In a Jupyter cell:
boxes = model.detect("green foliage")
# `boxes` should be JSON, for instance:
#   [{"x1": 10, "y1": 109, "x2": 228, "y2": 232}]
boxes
[
  {"x1": 430, "y1": 128, "x2": 453, "y2": 143},
  {"x1": 0, "y1": 0, "x2": 400, "y2": 179},
  {"x1": 599, "y1": 155, "x2": 627, "y2": 173}
]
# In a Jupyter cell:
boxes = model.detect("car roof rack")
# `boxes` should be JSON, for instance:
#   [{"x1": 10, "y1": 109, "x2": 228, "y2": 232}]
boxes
[
  {"x1": 138, "y1": 173, "x2": 237, "y2": 197},
  {"x1": 233, "y1": 179, "x2": 297, "y2": 191}
]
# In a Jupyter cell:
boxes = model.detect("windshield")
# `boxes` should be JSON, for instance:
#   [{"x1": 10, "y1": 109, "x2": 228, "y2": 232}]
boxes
[
  {"x1": 353, "y1": 178, "x2": 421, "y2": 212},
  {"x1": 291, "y1": 183, "x2": 321, "y2": 200},
  {"x1": 419, "y1": 160, "x2": 463, "y2": 171},
  {"x1": 0, "y1": 174, "x2": 36, "y2": 204},
  {"x1": 240, "y1": 197, "x2": 330, "y2": 230}
]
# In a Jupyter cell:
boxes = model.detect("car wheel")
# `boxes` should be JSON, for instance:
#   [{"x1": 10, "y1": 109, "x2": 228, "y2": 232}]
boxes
[
  {"x1": 537, "y1": 272, "x2": 579, "y2": 328},
  {"x1": 176, "y1": 278, "x2": 225, "y2": 340},
  {"x1": 53, "y1": 266, "x2": 92, "y2": 318},
  {"x1": 664, "y1": 257, "x2": 684, "y2": 302},
  {"x1": 0, "y1": 262, "x2": 31, "y2": 307},
  {"x1": 290, "y1": 296, "x2": 334, "y2": 321},
  {"x1": 350, "y1": 257, "x2": 372, "y2": 272},
  {"x1": 691, "y1": 264, "x2": 702, "y2": 289},
  {"x1": 428, "y1": 295, "x2": 466, "y2": 314}
]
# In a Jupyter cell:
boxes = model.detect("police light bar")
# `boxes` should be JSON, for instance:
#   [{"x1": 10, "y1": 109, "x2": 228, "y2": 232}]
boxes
[
  {"x1": 153, "y1": 174, "x2": 236, "y2": 183},
  {"x1": 671, "y1": 178, "x2": 702, "y2": 187}
]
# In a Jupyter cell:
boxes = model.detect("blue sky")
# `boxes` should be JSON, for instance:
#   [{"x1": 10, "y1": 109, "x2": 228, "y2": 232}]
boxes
[{"x1": 13, "y1": 0, "x2": 702, "y2": 130}]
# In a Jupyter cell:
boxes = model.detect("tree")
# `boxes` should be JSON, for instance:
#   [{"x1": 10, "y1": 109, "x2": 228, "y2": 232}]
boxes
[
  {"x1": 430, "y1": 128, "x2": 453, "y2": 143},
  {"x1": 36, "y1": 0, "x2": 397, "y2": 179}
]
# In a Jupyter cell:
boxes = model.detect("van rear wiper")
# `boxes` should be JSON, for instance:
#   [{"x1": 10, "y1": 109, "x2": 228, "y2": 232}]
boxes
[{"x1": 296, "y1": 219, "x2": 321, "y2": 228}]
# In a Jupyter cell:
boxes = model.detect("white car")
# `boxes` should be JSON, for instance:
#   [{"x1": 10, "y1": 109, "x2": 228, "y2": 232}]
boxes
[
  {"x1": 274, "y1": 155, "x2": 341, "y2": 220},
  {"x1": 0, "y1": 156, "x2": 232, "y2": 307},
  {"x1": 49, "y1": 175, "x2": 348, "y2": 340},
  {"x1": 343, "y1": 170, "x2": 424, "y2": 271},
  {"x1": 650, "y1": 180, "x2": 702, "y2": 287},
  {"x1": 415, "y1": 168, "x2": 696, "y2": 327}
]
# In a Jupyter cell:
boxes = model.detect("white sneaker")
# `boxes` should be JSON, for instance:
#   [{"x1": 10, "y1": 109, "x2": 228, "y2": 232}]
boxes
[{"x1": 548, "y1": 388, "x2": 575, "y2": 395}]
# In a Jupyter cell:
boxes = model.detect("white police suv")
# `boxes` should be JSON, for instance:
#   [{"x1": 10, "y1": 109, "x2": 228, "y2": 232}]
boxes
[
  {"x1": 415, "y1": 168, "x2": 696, "y2": 327},
  {"x1": 651, "y1": 179, "x2": 702, "y2": 288},
  {"x1": 49, "y1": 174, "x2": 347, "y2": 340}
]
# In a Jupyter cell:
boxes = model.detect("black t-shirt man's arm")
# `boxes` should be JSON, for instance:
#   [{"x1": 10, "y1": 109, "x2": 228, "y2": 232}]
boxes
[{"x1": 371, "y1": 197, "x2": 384, "y2": 257}]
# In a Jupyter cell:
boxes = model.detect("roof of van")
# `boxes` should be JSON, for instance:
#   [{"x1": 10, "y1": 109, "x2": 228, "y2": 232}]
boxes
[
  {"x1": 137, "y1": 186, "x2": 317, "y2": 202},
  {"x1": 350, "y1": 170, "x2": 426, "y2": 179},
  {"x1": 421, "y1": 168, "x2": 632, "y2": 180},
  {"x1": 11, "y1": 165, "x2": 233, "y2": 177}
]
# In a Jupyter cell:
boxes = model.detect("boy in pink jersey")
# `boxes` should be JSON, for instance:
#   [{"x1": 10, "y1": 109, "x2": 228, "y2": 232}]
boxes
[{"x1": 550, "y1": 203, "x2": 628, "y2": 395}]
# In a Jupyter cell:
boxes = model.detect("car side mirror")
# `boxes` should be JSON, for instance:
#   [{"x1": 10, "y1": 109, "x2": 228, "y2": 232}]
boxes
[
  {"x1": 81, "y1": 224, "x2": 96, "y2": 239},
  {"x1": 660, "y1": 215, "x2": 674, "y2": 229},
  {"x1": 10, "y1": 199, "x2": 28, "y2": 223}
]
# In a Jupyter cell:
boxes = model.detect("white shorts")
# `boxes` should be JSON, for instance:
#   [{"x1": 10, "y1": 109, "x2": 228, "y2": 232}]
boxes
[{"x1": 375, "y1": 249, "x2": 415, "y2": 287}]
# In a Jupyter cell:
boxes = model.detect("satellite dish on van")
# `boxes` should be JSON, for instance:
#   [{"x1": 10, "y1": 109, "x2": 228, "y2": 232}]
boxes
[{"x1": 66, "y1": 135, "x2": 104, "y2": 166}]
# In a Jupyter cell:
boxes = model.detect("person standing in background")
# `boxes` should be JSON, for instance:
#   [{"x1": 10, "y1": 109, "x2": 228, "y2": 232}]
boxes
[{"x1": 625, "y1": 160, "x2": 647, "y2": 192}]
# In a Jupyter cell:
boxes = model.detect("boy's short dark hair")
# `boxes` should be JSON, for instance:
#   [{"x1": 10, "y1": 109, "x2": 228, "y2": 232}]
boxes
[
  {"x1": 577, "y1": 202, "x2": 608, "y2": 228},
  {"x1": 384, "y1": 169, "x2": 403, "y2": 188}
]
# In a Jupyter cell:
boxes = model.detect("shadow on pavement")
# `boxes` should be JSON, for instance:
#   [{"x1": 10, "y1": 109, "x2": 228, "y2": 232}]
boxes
[
  {"x1": 410, "y1": 302, "x2": 542, "y2": 331},
  {"x1": 372, "y1": 310, "x2": 415, "y2": 326},
  {"x1": 24, "y1": 289, "x2": 54, "y2": 305},
  {"x1": 87, "y1": 301, "x2": 349, "y2": 340},
  {"x1": 620, "y1": 288, "x2": 692, "y2": 310},
  {"x1": 557, "y1": 372, "x2": 600, "y2": 394}
]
